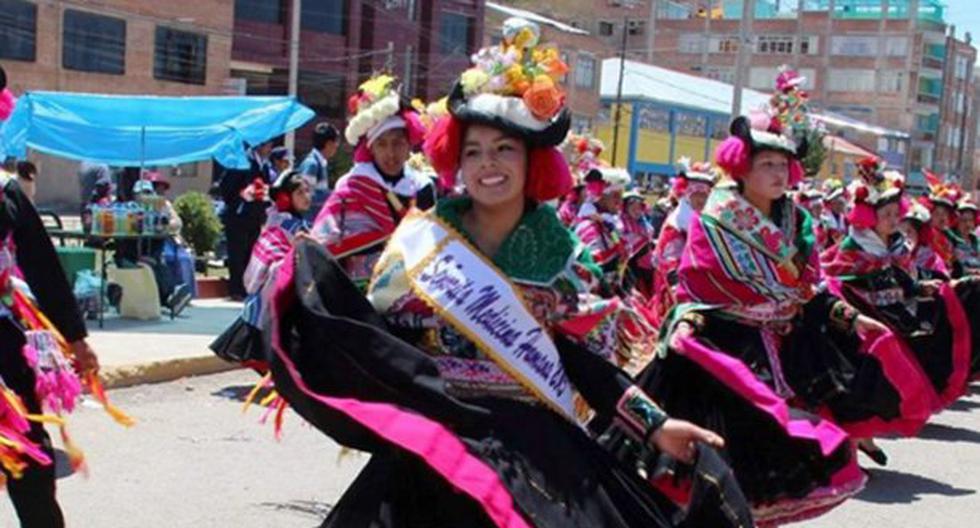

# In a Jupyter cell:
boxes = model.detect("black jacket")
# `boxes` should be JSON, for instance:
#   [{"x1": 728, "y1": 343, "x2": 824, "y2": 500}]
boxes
[
  {"x1": 217, "y1": 154, "x2": 274, "y2": 224},
  {"x1": 1, "y1": 177, "x2": 87, "y2": 342}
]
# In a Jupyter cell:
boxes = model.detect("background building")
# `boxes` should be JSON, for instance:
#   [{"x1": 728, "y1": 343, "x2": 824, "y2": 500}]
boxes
[
  {"x1": 592, "y1": 0, "x2": 975, "y2": 186},
  {"x1": 231, "y1": 0, "x2": 485, "y2": 153},
  {"x1": 0, "y1": 0, "x2": 235, "y2": 208}
]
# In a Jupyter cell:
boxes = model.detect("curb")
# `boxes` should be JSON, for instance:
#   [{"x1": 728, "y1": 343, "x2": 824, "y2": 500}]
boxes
[{"x1": 101, "y1": 354, "x2": 241, "y2": 389}]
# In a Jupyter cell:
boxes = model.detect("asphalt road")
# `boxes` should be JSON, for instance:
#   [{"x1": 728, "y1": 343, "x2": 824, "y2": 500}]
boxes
[{"x1": 1, "y1": 371, "x2": 978, "y2": 527}]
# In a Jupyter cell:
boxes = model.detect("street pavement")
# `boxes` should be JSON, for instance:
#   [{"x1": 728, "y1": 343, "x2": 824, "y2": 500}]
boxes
[
  {"x1": 0, "y1": 370, "x2": 978, "y2": 526},
  {"x1": 89, "y1": 298, "x2": 242, "y2": 387}
]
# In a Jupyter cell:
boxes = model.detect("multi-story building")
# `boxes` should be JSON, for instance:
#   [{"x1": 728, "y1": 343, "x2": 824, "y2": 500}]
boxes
[
  {"x1": 0, "y1": 0, "x2": 236, "y2": 207},
  {"x1": 231, "y1": 0, "x2": 485, "y2": 149},
  {"x1": 577, "y1": 0, "x2": 976, "y2": 184}
]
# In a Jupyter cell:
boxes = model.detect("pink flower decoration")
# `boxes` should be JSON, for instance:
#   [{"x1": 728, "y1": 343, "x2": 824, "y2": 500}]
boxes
[{"x1": 733, "y1": 206, "x2": 759, "y2": 231}]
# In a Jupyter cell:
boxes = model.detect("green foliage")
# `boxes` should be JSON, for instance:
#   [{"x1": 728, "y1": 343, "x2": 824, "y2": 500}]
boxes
[
  {"x1": 802, "y1": 129, "x2": 828, "y2": 178},
  {"x1": 173, "y1": 191, "x2": 222, "y2": 256}
]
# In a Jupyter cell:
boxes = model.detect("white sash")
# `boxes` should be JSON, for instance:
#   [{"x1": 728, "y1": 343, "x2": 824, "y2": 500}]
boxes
[{"x1": 388, "y1": 211, "x2": 576, "y2": 420}]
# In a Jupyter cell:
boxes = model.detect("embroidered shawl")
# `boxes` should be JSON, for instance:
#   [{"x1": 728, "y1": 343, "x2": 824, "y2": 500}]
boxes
[
  {"x1": 821, "y1": 229, "x2": 915, "y2": 280},
  {"x1": 675, "y1": 184, "x2": 819, "y2": 323},
  {"x1": 241, "y1": 211, "x2": 309, "y2": 328},
  {"x1": 313, "y1": 162, "x2": 430, "y2": 258}
]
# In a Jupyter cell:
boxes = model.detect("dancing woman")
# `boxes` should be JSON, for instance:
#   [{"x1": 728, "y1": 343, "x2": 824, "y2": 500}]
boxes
[
  {"x1": 311, "y1": 74, "x2": 435, "y2": 290},
  {"x1": 639, "y1": 113, "x2": 871, "y2": 526},
  {"x1": 267, "y1": 19, "x2": 751, "y2": 528},
  {"x1": 822, "y1": 163, "x2": 972, "y2": 411}
]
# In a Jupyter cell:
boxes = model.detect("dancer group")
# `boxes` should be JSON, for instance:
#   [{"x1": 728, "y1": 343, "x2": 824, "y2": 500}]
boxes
[{"x1": 211, "y1": 17, "x2": 980, "y2": 528}]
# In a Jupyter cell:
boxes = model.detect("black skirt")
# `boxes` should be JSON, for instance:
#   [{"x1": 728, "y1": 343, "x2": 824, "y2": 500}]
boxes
[
  {"x1": 637, "y1": 311, "x2": 859, "y2": 506},
  {"x1": 269, "y1": 239, "x2": 753, "y2": 528},
  {"x1": 209, "y1": 317, "x2": 267, "y2": 367},
  {"x1": 953, "y1": 277, "x2": 980, "y2": 378}
]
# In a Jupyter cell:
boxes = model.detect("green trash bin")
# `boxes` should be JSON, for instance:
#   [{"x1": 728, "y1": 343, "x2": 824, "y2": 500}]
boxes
[{"x1": 55, "y1": 246, "x2": 97, "y2": 286}]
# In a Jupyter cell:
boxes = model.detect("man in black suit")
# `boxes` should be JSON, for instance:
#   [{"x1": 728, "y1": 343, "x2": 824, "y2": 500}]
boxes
[{"x1": 218, "y1": 141, "x2": 274, "y2": 300}]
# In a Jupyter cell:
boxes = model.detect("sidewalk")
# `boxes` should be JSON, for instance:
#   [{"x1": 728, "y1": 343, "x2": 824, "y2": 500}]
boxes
[{"x1": 89, "y1": 298, "x2": 243, "y2": 388}]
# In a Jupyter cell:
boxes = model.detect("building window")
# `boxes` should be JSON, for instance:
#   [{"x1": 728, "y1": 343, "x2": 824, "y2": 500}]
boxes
[
  {"x1": 710, "y1": 36, "x2": 740, "y2": 54},
  {"x1": 637, "y1": 105, "x2": 670, "y2": 132},
  {"x1": 756, "y1": 35, "x2": 794, "y2": 55},
  {"x1": 676, "y1": 111, "x2": 706, "y2": 136},
  {"x1": 299, "y1": 70, "x2": 346, "y2": 118},
  {"x1": 627, "y1": 20, "x2": 645, "y2": 36},
  {"x1": 830, "y1": 35, "x2": 878, "y2": 56},
  {"x1": 63, "y1": 10, "x2": 126, "y2": 74},
  {"x1": 710, "y1": 118, "x2": 728, "y2": 139},
  {"x1": 827, "y1": 69, "x2": 876, "y2": 92},
  {"x1": 0, "y1": 0, "x2": 36, "y2": 61},
  {"x1": 559, "y1": 52, "x2": 570, "y2": 83},
  {"x1": 878, "y1": 71, "x2": 905, "y2": 93},
  {"x1": 678, "y1": 34, "x2": 704, "y2": 54},
  {"x1": 302, "y1": 0, "x2": 344, "y2": 34},
  {"x1": 885, "y1": 36, "x2": 908, "y2": 56},
  {"x1": 575, "y1": 54, "x2": 596, "y2": 89},
  {"x1": 235, "y1": 0, "x2": 283, "y2": 24},
  {"x1": 800, "y1": 36, "x2": 817, "y2": 55},
  {"x1": 598, "y1": 21, "x2": 615, "y2": 37},
  {"x1": 439, "y1": 12, "x2": 473, "y2": 55},
  {"x1": 956, "y1": 55, "x2": 971, "y2": 79},
  {"x1": 154, "y1": 27, "x2": 208, "y2": 85}
]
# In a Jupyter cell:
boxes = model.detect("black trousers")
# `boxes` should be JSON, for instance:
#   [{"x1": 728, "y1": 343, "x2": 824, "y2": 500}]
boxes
[
  {"x1": 224, "y1": 216, "x2": 261, "y2": 298},
  {"x1": 0, "y1": 320, "x2": 64, "y2": 528}
]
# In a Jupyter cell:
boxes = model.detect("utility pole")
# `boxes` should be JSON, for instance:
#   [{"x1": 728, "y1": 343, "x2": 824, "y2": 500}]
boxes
[
  {"x1": 612, "y1": 16, "x2": 630, "y2": 165},
  {"x1": 645, "y1": 0, "x2": 658, "y2": 63},
  {"x1": 285, "y1": 0, "x2": 302, "y2": 155},
  {"x1": 386, "y1": 41, "x2": 395, "y2": 73},
  {"x1": 731, "y1": 0, "x2": 755, "y2": 118}
]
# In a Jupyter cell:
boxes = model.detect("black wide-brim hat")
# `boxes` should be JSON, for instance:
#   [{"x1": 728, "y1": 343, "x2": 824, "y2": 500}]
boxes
[
  {"x1": 730, "y1": 115, "x2": 808, "y2": 160},
  {"x1": 447, "y1": 81, "x2": 570, "y2": 149}
]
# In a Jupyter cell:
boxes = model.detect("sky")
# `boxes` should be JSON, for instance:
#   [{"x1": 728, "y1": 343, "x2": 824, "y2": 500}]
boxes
[{"x1": 943, "y1": 0, "x2": 980, "y2": 62}]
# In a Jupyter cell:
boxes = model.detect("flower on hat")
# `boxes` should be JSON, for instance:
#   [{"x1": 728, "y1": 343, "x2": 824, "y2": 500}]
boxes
[
  {"x1": 524, "y1": 75, "x2": 564, "y2": 120},
  {"x1": 458, "y1": 17, "x2": 567, "y2": 121},
  {"x1": 344, "y1": 74, "x2": 402, "y2": 146}
]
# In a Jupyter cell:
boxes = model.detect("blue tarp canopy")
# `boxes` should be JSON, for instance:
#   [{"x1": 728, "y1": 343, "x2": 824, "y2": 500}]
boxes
[{"x1": 0, "y1": 92, "x2": 315, "y2": 169}]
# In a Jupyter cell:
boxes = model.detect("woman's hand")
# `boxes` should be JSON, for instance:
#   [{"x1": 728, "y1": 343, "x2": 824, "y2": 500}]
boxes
[
  {"x1": 918, "y1": 279, "x2": 943, "y2": 297},
  {"x1": 651, "y1": 418, "x2": 725, "y2": 464},
  {"x1": 70, "y1": 339, "x2": 100, "y2": 376},
  {"x1": 854, "y1": 315, "x2": 889, "y2": 340},
  {"x1": 669, "y1": 321, "x2": 694, "y2": 351}
]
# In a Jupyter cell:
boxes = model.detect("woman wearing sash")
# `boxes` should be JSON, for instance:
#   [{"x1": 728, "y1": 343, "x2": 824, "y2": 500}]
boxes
[
  {"x1": 648, "y1": 159, "x2": 715, "y2": 326},
  {"x1": 640, "y1": 111, "x2": 872, "y2": 526},
  {"x1": 311, "y1": 74, "x2": 435, "y2": 291},
  {"x1": 268, "y1": 18, "x2": 752, "y2": 528},
  {"x1": 821, "y1": 163, "x2": 972, "y2": 414}
]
